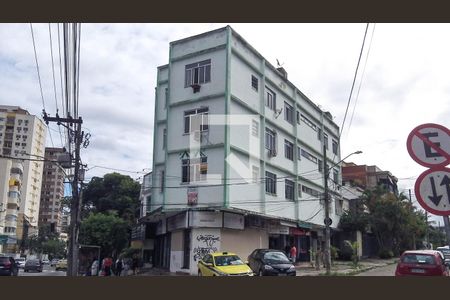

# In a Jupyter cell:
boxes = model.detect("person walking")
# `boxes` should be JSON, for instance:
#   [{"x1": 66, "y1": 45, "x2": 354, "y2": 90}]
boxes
[
  {"x1": 115, "y1": 258, "x2": 123, "y2": 276},
  {"x1": 102, "y1": 257, "x2": 113, "y2": 276},
  {"x1": 290, "y1": 244, "x2": 297, "y2": 264},
  {"x1": 91, "y1": 259, "x2": 99, "y2": 276}
]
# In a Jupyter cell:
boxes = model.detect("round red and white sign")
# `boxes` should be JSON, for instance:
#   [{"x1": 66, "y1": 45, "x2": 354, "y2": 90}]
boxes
[
  {"x1": 414, "y1": 167, "x2": 450, "y2": 216},
  {"x1": 407, "y1": 123, "x2": 450, "y2": 168}
]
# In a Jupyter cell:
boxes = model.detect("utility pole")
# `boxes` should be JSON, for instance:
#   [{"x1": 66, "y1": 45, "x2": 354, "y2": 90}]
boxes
[
  {"x1": 43, "y1": 112, "x2": 83, "y2": 276},
  {"x1": 408, "y1": 189, "x2": 416, "y2": 250},
  {"x1": 323, "y1": 144, "x2": 331, "y2": 275},
  {"x1": 444, "y1": 216, "x2": 450, "y2": 247}
]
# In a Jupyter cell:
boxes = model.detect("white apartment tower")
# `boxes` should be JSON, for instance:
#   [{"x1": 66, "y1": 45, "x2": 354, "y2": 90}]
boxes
[
  {"x1": 0, "y1": 105, "x2": 46, "y2": 249},
  {"x1": 145, "y1": 26, "x2": 343, "y2": 274}
]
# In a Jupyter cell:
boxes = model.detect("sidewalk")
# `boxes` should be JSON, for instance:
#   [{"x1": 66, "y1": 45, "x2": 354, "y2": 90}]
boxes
[
  {"x1": 135, "y1": 257, "x2": 398, "y2": 276},
  {"x1": 295, "y1": 258, "x2": 398, "y2": 276}
]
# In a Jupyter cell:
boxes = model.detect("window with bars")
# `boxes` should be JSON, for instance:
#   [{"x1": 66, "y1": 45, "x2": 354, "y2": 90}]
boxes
[
  {"x1": 284, "y1": 102, "x2": 294, "y2": 124},
  {"x1": 181, "y1": 157, "x2": 208, "y2": 183},
  {"x1": 333, "y1": 169, "x2": 339, "y2": 184},
  {"x1": 318, "y1": 159, "x2": 323, "y2": 173},
  {"x1": 265, "y1": 87, "x2": 276, "y2": 111},
  {"x1": 252, "y1": 166, "x2": 259, "y2": 183},
  {"x1": 300, "y1": 114, "x2": 317, "y2": 131},
  {"x1": 265, "y1": 171, "x2": 277, "y2": 195},
  {"x1": 265, "y1": 128, "x2": 277, "y2": 153},
  {"x1": 184, "y1": 108, "x2": 209, "y2": 134},
  {"x1": 284, "y1": 139, "x2": 294, "y2": 161},
  {"x1": 251, "y1": 75, "x2": 258, "y2": 91},
  {"x1": 163, "y1": 128, "x2": 167, "y2": 149},
  {"x1": 285, "y1": 179, "x2": 294, "y2": 200},
  {"x1": 332, "y1": 139, "x2": 338, "y2": 155},
  {"x1": 324, "y1": 133, "x2": 329, "y2": 150},
  {"x1": 301, "y1": 149, "x2": 318, "y2": 164},
  {"x1": 185, "y1": 59, "x2": 211, "y2": 87},
  {"x1": 301, "y1": 185, "x2": 320, "y2": 197}
]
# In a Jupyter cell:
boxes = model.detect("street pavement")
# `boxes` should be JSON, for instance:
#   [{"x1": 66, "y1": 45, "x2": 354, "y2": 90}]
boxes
[
  {"x1": 355, "y1": 263, "x2": 397, "y2": 276},
  {"x1": 19, "y1": 264, "x2": 66, "y2": 276}
]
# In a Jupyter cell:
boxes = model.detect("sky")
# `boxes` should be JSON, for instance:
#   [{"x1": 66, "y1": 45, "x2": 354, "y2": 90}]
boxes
[{"x1": 0, "y1": 23, "x2": 449, "y2": 225}]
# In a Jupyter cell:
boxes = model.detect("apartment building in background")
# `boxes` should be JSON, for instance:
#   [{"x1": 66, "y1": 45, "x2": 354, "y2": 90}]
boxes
[
  {"x1": 0, "y1": 159, "x2": 24, "y2": 253},
  {"x1": 141, "y1": 26, "x2": 346, "y2": 274},
  {"x1": 38, "y1": 147, "x2": 65, "y2": 233},
  {"x1": 0, "y1": 105, "x2": 46, "y2": 251}
]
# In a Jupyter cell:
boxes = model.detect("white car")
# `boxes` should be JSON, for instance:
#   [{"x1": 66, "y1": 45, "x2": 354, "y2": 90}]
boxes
[
  {"x1": 42, "y1": 259, "x2": 50, "y2": 265},
  {"x1": 15, "y1": 258, "x2": 26, "y2": 269}
]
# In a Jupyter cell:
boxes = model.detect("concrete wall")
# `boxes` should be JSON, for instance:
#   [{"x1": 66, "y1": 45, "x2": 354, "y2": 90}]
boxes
[{"x1": 221, "y1": 228, "x2": 268, "y2": 261}]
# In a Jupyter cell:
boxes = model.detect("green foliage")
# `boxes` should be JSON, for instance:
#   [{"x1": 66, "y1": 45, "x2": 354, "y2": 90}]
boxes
[
  {"x1": 351, "y1": 241, "x2": 359, "y2": 268},
  {"x1": 339, "y1": 240, "x2": 354, "y2": 261},
  {"x1": 378, "y1": 249, "x2": 394, "y2": 259},
  {"x1": 21, "y1": 224, "x2": 65, "y2": 256},
  {"x1": 79, "y1": 212, "x2": 130, "y2": 258},
  {"x1": 41, "y1": 239, "x2": 66, "y2": 259},
  {"x1": 82, "y1": 173, "x2": 141, "y2": 225},
  {"x1": 428, "y1": 226, "x2": 447, "y2": 248},
  {"x1": 339, "y1": 210, "x2": 369, "y2": 233},
  {"x1": 330, "y1": 246, "x2": 339, "y2": 266}
]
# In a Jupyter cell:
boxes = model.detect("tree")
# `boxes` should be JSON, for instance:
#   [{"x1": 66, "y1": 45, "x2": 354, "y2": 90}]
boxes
[
  {"x1": 41, "y1": 239, "x2": 66, "y2": 260},
  {"x1": 79, "y1": 212, "x2": 129, "y2": 258},
  {"x1": 81, "y1": 173, "x2": 141, "y2": 225}
]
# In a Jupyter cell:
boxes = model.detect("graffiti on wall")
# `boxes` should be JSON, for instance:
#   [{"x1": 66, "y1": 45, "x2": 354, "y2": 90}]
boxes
[{"x1": 193, "y1": 234, "x2": 220, "y2": 261}]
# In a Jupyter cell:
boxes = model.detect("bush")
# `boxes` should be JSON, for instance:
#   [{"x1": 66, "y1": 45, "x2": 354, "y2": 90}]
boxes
[
  {"x1": 378, "y1": 249, "x2": 394, "y2": 259},
  {"x1": 339, "y1": 240, "x2": 353, "y2": 261}
]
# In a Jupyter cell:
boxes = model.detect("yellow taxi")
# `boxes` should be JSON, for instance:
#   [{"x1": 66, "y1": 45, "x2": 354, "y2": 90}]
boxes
[
  {"x1": 55, "y1": 259, "x2": 68, "y2": 271},
  {"x1": 197, "y1": 252, "x2": 254, "y2": 276}
]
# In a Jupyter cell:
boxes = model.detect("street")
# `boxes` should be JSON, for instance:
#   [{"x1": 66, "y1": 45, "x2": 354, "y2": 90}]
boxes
[
  {"x1": 18, "y1": 264, "x2": 67, "y2": 277},
  {"x1": 356, "y1": 263, "x2": 397, "y2": 276}
]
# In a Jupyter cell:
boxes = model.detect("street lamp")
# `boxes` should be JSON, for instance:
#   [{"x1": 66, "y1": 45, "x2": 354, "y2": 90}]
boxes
[{"x1": 323, "y1": 149, "x2": 362, "y2": 275}]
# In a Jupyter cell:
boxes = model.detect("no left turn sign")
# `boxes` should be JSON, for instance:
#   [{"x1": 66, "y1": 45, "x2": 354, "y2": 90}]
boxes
[
  {"x1": 407, "y1": 123, "x2": 450, "y2": 168},
  {"x1": 414, "y1": 167, "x2": 450, "y2": 216}
]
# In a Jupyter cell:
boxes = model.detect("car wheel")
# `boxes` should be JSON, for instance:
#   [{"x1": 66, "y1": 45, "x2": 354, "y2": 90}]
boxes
[{"x1": 258, "y1": 269, "x2": 264, "y2": 276}]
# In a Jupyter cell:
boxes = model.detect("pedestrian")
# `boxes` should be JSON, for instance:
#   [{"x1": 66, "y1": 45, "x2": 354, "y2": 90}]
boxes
[
  {"x1": 132, "y1": 255, "x2": 139, "y2": 275},
  {"x1": 115, "y1": 257, "x2": 123, "y2": 276},
  {"x1": 290, "y1": 244, "x2": 297, "y2": 264},
  {"x1": 91, "y1": 259, "x2": 99, "y2": 276},
  {"x1": 102, "y1": 256, "x2": 113, "y2": 276}
]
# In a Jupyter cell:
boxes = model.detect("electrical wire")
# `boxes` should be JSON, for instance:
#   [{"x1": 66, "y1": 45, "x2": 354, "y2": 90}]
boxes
[{"x1": 347, "y1": 24, "x2": 376, "y2": 138}]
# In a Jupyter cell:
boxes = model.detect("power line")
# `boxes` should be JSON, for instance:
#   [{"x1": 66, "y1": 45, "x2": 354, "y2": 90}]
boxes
[
  {"x1": 30, "y1": 23, "x2": 55, "y2": 148},
  {"x1": 347, "y1": 23, "x2": 376, "y2": 138}
]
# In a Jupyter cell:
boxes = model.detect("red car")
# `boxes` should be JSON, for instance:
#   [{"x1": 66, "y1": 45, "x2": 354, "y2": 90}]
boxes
[{"x1": 395, "y1": 250, "x2": 449, "y2": 276}]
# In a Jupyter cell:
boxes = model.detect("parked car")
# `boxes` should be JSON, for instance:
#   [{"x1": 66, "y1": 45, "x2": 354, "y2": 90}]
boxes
[
  {"x1": 395, "y1": 250, "x2": 449, "y2": 276},
  {"x1": 15, "y1": 257, "x2": 26, "y2": 269},
  {"x1": 24, "y1": 259, "x2": 43, "y2": 273},
  {"x1": 248, "y1": 249, "x2": 296, "y2": 276},
  {"x1": 55, "y1": 259, "x2": 68, "y2": 271},
  {"x1": 198, "y1": 252, "x2": 254, "y2": 276},
  {"x1": 0, "y1": 256, "x2": 19, "y2": 276},
  {"x1": 50, "y1": 259, "x2": 59, "y2": 267},
  {"x1": 436, "y1": 246, "x2": 450, "y2": 266}
]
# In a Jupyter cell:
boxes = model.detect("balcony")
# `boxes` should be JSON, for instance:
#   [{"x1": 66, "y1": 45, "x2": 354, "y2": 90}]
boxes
[{"x1": 6, "y1": 208, "x2": 18, "y2": 218}]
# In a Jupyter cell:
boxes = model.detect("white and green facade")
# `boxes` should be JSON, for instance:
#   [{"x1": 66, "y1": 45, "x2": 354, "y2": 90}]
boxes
[{"x1": 145, "y1": 26, "x2": 344, "y2": 275}]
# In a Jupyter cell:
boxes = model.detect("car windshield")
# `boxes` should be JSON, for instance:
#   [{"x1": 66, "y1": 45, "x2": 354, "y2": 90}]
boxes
[
  {"x1": 16, "y1": 258, "x2": 25, "y2": 262},
  {"x1": 27, "y1": 259, "x2": 40, "y2": 264},
  {"x1": 0, "y1": 257, "x2": 10, "y2": 263},
  {"x1": 263, "y1": 251, "x2": 290, "y2": 263},
  {"x1": 214, "y1": 255, "x2": 244, "y2": 266},
  {"x1": 401, "y1": 254, "x2": 436, "y2": 265}
]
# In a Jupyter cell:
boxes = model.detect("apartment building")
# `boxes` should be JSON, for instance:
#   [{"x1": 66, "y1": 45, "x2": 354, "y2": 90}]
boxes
[
  {"x1": 342, "y1": 162, "x2": 399, "y2": 195},
  {"x1": 0, "y1": 105, "x2": 46, "y2": 249},
  {"x1": 143, "y1": 26, "x2": 343, "y2": 275},
  {"x1": 38, "y1": 148, "x2": 65, "y2": 233}
]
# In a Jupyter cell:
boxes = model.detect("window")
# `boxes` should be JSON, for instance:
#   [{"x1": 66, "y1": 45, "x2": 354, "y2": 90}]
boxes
[
  {"x1": 301, "y1": 149, "x2": 318, "y2": 164},
  {"x1": 160, "y1": 170, "x2": 165, "y2": 193},
  {"x1": 265, "y1": 87, "x2": 276, "y2": 111},
  {"x1": 185, "y1": 59, "x2": 211, "y2": 87},
  {"x1": 297, "y1": 184, "x2": 302, "y2": 198},
  {"x1": 181, "y1": 157, "x2": 208, "y2": 183},
  {"x1": 183, "y1": 229, "x2": 191, "y2": 269},
  {"x1": 184, "y1": 108, "x2": 209, "y2": 134},
  {"x1": 265, "y1": 128, "x2": 277, "y2": 154},
  {"x1": 163, "y1": 128, "x2": 167, "y2": 149},
  {"x1": 318, "y1": 159, "x2": 323, "y2": 173},
  {"x1": 251, "y1": 75, "x2": 258, "y2": 91},
  {"x1": 296, "y1": 111, "x2": 300, "y2": 125},
  {"x1": 252, "y1": 120, "x2": 259, "y2": 137},
  {"x1": 252, "y1": 166, "x2": 259, "y2": 183},
  {"x1": 333, "y1": 169, "x2": 339, "y2": 184},
  {"x1": 164, "y1": 88, "x2": 168, "y2": 108},
  {"x1": 317, "y1": 128, "x2": 322, "y2": 141},
  {"x1": 284, "y1": 102, "x2": 294, "y2": 124},
  {"x1": 300, "y1": 114, "x2": 317, "y2": 131},
  {"x1": 324, "y1": 133, "x2": 329, "y2": 150},
  {"x1": 301, "y1": 185, "x2": 320, "y2": 197},
  {"x1": 332, "y1": 140, "x2": 338, "y2": 155},
  {"x1": 297, "y1": 146, "x2": 301, "y2": 160},
  {"x1": 265, "y1": 171, "x2": 277, "y2": 194},
  {"x1": 285, "y1": 179, "x2": 294, "y2": 200},
  {"x1": 335, "y1": 199, "x2": 343, "y2": 215},
  {"x1": 284, "y1": 139, "x2": 294, "y2": 161}
]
